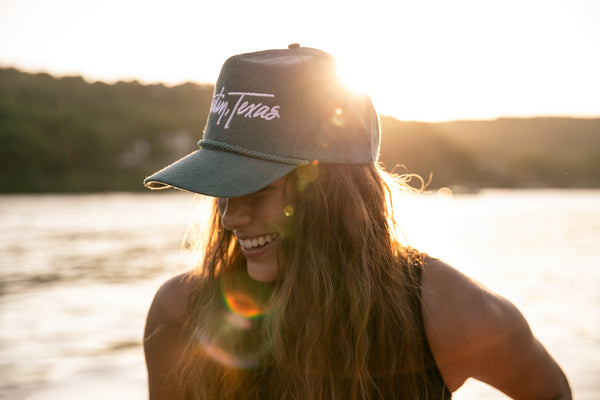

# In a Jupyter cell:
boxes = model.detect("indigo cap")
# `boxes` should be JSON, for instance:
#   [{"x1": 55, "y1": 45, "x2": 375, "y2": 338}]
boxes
[{"x1": 144, "y1": 44, "x2": 380, "y2": 197}]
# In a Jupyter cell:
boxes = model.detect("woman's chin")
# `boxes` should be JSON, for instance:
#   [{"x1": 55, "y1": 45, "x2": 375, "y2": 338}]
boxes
[{"x1": 246, "y1": 261, "x2": 280, "y2": 283}]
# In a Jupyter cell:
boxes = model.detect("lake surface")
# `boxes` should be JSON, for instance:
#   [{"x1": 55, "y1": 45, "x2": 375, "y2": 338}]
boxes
[{"x1": 1, "y1": 189, "x2": 598, "y2": 399}]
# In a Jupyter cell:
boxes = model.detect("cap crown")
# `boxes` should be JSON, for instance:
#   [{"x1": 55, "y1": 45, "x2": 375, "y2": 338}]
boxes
[
  {"x1": 201, "y1": 46, "x2": 380, "y2": 165},
  {"x1": 144, "y1": 46, "x2": 381, "y2": 197}
]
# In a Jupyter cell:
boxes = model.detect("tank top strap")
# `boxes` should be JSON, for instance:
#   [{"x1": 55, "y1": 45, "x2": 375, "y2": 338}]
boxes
[{"x1": 406, "y1": 253, "x2": 453, "y2": 399}]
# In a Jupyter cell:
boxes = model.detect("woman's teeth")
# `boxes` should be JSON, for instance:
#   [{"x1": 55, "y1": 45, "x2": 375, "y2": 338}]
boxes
[{"x1": 239, "y1": 233, "x2": 278, "y2": 250}]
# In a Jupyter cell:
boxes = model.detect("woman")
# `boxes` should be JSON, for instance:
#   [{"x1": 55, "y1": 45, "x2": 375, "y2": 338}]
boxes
[{"x1": 143, "y1": 45, "x2": 571, "y2": 399}]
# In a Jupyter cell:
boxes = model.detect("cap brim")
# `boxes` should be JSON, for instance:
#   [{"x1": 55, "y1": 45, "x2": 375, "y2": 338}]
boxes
[{"x1": 144, "y1": 147, "x2": 297, "y2": 198}]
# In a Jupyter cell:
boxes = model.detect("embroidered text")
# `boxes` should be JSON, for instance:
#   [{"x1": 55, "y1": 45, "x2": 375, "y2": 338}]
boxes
[{"x1": 210, "y1": 87, "x2": 281, "y2": 129}]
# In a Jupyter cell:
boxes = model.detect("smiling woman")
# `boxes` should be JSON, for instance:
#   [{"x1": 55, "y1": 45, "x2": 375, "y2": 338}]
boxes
[
  {"x1": 140, "y1": 44, "x2": 571, "y2": 399},
  {"x1": 217, "y1": 176, "x2": 297, "y2": 283}
]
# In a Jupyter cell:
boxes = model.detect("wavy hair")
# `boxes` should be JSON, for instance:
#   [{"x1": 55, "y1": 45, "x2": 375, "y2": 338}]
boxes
[{"x1": 174, "y1": 163, "x2": 445, "y2": 399}]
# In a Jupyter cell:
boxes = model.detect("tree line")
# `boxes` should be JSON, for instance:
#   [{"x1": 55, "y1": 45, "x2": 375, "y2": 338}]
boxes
[{"x1": 1, "y1": 67, "x2": 598, "y2": 193}]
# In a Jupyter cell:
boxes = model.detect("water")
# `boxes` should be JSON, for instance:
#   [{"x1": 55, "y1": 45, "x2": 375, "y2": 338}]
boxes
[{"x1": 0, "y1": 190, "x2": 598, "y2": 399}]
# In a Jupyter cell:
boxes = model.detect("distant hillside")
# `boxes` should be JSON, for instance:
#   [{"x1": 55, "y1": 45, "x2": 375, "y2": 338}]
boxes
[
  {"x1": 379, "y1": 117, "x2": 600, "y2": 188},
  {"x1": 0, "y1": 67, "x2": 213, "y2": 192},
  {"x1": 1, "y1": 67, "x2": 599, "y2": 192}
]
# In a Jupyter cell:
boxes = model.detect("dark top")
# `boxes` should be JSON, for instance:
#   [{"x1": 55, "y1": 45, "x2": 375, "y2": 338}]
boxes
[{"x1": 415, "y1": 262, "x2": 452, "y2": 399}]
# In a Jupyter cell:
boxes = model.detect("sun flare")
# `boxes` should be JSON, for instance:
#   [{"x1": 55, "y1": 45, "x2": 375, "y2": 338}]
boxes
[{"x1": 335, "y1": 55, "x2": 377, "y2": 98}]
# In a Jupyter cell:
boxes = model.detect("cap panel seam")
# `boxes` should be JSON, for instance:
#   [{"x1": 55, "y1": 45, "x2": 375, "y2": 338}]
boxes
[{"x1": 291, "y1": 47, "x2": 306, "y2": 161}]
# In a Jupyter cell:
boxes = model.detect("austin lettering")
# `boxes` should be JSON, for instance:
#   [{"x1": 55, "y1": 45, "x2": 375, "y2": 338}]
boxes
[{"x1": 209, "y1": 87, "x2": 281, "y2": 129}]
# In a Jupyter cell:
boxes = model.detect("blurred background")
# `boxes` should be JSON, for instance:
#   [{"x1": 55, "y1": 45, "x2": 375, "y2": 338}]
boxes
[{"x1": 0, "y1": 0, "x2": 599, "y2": 398}]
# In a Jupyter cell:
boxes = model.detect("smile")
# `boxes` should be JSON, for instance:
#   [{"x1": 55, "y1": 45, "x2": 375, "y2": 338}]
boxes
[{"x1": 238, "y1": 233, "x2": 279, "y2": 250}]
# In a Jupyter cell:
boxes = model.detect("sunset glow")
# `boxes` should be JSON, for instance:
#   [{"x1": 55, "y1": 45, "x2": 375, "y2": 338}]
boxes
[{"x1": 0, "y1": 0, "x2": 598, "y2": 121}]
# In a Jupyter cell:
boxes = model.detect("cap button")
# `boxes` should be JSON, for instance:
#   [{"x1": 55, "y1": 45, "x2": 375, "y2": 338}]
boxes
[{"x1": 288, "y1": 43, "x2": 300, "y2": 49}]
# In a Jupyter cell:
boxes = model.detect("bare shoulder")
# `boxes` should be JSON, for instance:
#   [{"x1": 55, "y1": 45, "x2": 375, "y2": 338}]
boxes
[
  {"x1": 421, "y1": 257, "x2": 571, "y2": 398},
  {"x1": 421, "y1": 258, "x2": 506, "y2": 391},
  {"x1": 147, "y1": 272, "x2": 195, "y2": 325},
  {"x1": 144, "y1": 272, "x2": 196, "y2": 399},
  {"x1": 420, "y1": 259, "x2": 520, "y2": 377},
  {"x1": 421, "y1": 258, "x2": 516, "y2": 346}
]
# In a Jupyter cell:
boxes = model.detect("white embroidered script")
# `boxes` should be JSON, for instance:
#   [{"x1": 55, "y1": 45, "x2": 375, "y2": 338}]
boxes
[{"x1": 210, "y1": 87, "x2": 281, "y2": 129}]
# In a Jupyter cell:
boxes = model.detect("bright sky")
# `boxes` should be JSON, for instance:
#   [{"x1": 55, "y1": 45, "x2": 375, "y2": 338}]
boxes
[{"x1": 1, "y1": 0, "x2": 599, "y2": 122}]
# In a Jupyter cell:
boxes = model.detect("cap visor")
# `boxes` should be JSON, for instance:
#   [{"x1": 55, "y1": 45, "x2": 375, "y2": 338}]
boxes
[{"x1": 144, "y1": 148, "x2": 298, "y2": 198}]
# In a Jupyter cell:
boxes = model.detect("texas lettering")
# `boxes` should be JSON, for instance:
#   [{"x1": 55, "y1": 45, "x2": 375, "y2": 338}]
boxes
[{"x1": 210, "y1": 87, "x2": 281, "y2": 129}]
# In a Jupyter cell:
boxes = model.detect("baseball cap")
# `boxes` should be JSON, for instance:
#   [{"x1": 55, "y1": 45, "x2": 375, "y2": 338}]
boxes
[{"x1": 143, "y1": 44, "x2": 380, "y2": 198}]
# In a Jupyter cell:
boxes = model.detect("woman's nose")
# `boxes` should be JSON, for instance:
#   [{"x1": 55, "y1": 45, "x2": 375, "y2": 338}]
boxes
[{"x1": 218, "y1": 197, "x2": 252, "y2": 231}]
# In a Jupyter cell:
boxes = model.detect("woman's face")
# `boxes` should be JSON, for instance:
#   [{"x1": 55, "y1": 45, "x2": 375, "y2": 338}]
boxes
[{"x1": 217, "y1": 176, "x2": 297, "y2": 282}]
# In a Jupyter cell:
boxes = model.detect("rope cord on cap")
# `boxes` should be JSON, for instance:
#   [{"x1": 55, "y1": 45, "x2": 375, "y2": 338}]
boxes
[{"x1": 199, "y1": 139, "x2": 311, "y2": 166}]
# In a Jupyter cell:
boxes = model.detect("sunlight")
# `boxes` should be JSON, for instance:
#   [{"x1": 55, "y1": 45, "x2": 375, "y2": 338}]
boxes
[
  {"x1": 335, "y1": 55, "x2": 376, "y2": 98},
  {"x1": 1, "y1": 0, "x2": 598, "y2": 122}
]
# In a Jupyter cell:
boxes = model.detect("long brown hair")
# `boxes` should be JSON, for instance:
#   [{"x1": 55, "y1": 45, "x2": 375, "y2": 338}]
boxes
[{"x1": 175, "y1": 163, "x2": 444, "y2": 399}]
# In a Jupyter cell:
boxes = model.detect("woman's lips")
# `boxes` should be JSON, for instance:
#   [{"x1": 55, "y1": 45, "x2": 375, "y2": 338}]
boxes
[
  {"x1": 238, "y1": 233, "x2": 278, "y2": 250},
  {"x1": 237, "y1": 233, "x2": 280, "y2": 259}
]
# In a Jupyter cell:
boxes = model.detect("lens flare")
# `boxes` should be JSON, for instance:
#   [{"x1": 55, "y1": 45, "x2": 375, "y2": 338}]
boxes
[
  {"x1": 203, "y1": 341, "x2": 257, "y2": 368},
  {"x1": 222, "y1": 290, "x2": 264, "y2": 319},
  {"x1": 195, "y1": 328, "x2": 262, "y2": 369},
  {"x1": 332, "y1": 107, "x2": 345, "y2": 127},
  {"x1": 191, "y1": 277, "x2": 272, "y2": 370},
  {"x1": 219, "y1": 271, "x2": 270, "y2": 319},
  {"x1": 296, "y1": 160, "x2": 319, "y2": 191},
  {"x1": 225, "y1": 310, "x2": 253, "y2": 330}
]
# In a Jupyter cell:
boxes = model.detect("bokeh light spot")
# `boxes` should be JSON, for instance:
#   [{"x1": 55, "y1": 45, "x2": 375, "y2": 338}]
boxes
[
  {"x1": 436, "y1": 187, "x2": 453, "y2": 199},
  {"x1": 296, "y1": 161, "x2": 319, "y2": 191},
  {"x1": 332, "y1": 107, "x2": 345, "y2": 127}
]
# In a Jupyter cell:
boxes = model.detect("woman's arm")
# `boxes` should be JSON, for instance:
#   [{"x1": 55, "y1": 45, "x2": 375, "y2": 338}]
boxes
[
  {"x1": 421, "y1": 258, "x2": 571, "y2": 399},
  {"x1": 144, "y1": 273, "x2": 191, "y2": 400}
]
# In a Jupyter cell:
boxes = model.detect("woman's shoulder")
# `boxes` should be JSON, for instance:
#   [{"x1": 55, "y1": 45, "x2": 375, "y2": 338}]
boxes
[
  {"x1": 420, "y1": 257, "x2": 571, "y2": 398},
  {"x1": 420, "y1": 257, "x2": 523, "y2": 340},
  {"x1": 148, "y1": 271, "x2": 197, "y2": 325},
  {"x1": 144, "y1": 272, "x2": 199, "y2": 397},
  {"x1": 420, "y1": 257, "x2": 515, "y2": 388}
]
